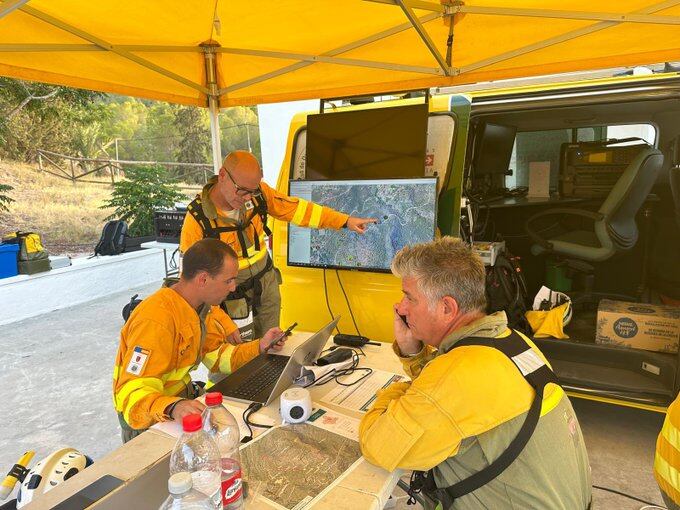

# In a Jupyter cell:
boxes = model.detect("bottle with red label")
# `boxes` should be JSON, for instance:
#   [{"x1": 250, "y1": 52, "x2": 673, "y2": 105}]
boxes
[
  {"x1": 202, "y1": 392, "x2": 243, "y2": 510},
  {"x1": 169, "y1": 414, "x2": 221, "y2": 508}
]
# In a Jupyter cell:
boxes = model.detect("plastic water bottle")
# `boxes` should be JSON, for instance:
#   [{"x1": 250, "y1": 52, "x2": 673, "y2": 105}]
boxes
[
  {"x1": 202, "y1": 392, "x2": 244, "y2": 510},
  {"x1": 169, "y1": 414, "x2": 221, "y2": 508},
  {"x1": 159, "y1": 472, "x2": 215, "y2": 510}
]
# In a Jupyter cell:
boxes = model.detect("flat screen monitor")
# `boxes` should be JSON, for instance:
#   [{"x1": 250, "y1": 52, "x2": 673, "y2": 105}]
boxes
[
  {"x1": 473, "y1": 122, "x2": 517, "y2": 176},
  {"x1": 305, "y1": 104, "x2": 429, "y2": 180},
  {"x1": 287, "y1": 178, "x2": 437, "y2": 272}
]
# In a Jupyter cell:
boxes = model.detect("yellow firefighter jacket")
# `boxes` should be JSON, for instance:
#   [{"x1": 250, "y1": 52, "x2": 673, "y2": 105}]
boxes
[
  {"x1": 359, "y1": 312, "x2": 591, "y2": 509},
  {"x1": 112, "y1": 287, "x2": 260, "y2": 430},
  {"x1": 655, "y1": 395, "x2": 680, "y2": 504},
  {"x1": 180, "y1": 177, "x2": 349, "y2": 270}
]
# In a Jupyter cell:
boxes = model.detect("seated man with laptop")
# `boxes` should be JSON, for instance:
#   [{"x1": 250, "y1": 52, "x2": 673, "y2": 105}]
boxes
[
  {"x1": 213, "y1": 317, "x2": 339, "y2": 407},
  {"x1": 112, "y1": 238, "x2": 286, "y2": 443}
]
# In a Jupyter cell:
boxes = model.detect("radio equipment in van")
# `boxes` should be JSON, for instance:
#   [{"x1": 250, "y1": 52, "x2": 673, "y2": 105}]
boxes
[{"x1": 559, "y1": 138, "x2": 649, "y2": 197}]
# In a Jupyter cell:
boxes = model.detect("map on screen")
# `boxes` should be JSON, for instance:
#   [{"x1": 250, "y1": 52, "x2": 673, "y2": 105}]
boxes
[{"x1": 288, "y1": 178, "x2": 437, "y2": 272}]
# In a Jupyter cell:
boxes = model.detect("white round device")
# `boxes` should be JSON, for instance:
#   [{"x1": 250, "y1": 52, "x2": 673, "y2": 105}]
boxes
[{"x1": 280, "y1": 387, "x2": 312, "y2": 424}]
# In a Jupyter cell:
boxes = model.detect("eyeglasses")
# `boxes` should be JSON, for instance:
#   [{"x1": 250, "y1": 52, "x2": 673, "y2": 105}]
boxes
[{"x1": 223, "y1": 168, "x2": 260, "y2": 197}]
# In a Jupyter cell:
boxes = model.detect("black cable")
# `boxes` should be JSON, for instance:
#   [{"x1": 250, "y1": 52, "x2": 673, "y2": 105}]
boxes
[
  {"x1": 303, "y1": 350, "x2": 373, "y2": 388},
  {"x1": 169, "y1": 248, "x2": 179, "y2": 271},
  {"x1": 241, "y1": 402, "x2": 271, "y2": 443},
  {"x1": 335, "y1": 269, "x2": 362, "y2": 337},
  {"x1": 592, "y1": 485, "x2": 660, "y2": 506},
  {"x1": 323, "y1": 269, "x2": 341, "y2": 334}
]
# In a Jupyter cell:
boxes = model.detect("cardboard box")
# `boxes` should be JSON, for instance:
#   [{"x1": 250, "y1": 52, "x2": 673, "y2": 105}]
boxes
[
  {"x1": 596, "y1": 299, "x2": 680, "y2": 353},
  {"x1": 472, "y1": 241, "x2": 505, "y2": 266}
]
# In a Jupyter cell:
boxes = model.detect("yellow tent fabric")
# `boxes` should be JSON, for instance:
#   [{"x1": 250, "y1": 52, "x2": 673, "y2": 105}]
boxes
[{"x1": 1, "y1": 1, "x2": 680, "y2": 107}]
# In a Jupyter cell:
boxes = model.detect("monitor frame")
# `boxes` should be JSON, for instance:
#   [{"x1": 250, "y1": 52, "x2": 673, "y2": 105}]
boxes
[
  {"x1": 305, "y1": 103, "x2": 429, "y2": 181},
  {"x1": 286, "y1": 176, "x2": 438, "y2": 274},
  {"x1": 472, "y1": 122, "x2": 517, "y2": 177}
]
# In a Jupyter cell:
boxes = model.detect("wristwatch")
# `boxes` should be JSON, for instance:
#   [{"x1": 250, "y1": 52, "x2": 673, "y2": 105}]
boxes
[{"x1": 165, "y1": 398, "x2": 185, "y2": 419}]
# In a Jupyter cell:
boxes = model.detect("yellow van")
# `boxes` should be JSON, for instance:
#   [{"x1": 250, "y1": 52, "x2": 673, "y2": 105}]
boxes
[{"x1": 271, "y1": 72, "x2": 680, "y2": 412}]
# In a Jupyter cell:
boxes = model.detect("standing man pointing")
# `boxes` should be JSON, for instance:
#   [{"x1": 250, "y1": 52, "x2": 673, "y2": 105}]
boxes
[{"x1": 181, "y1": 150, "x2": 376, "y2": 344}]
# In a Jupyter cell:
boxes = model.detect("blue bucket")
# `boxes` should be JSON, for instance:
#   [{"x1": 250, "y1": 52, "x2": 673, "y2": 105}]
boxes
[{"x1": 0, "y1": 243, "x2": 20, "y2": 279}]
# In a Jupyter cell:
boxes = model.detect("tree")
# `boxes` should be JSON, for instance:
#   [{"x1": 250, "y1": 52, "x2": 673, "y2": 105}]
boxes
[
  {"x1": 0, "y1": 78, "x2": 102, "y2": 161},
  {"x1": 101, "y1": 165, "x2": 186, "y2": 237},
  {"x1": 0, "y1": 183, "x2": 13, "y2": 213},
  {"x1": 221, "y1": 106, "x2": 261, "y2": 158},
  {"x1": 173, "y1": 105, "x2": 210, "y2": 183},
  {"x1": 174, "y1": 106, "x2": 210, "y2": 163}
]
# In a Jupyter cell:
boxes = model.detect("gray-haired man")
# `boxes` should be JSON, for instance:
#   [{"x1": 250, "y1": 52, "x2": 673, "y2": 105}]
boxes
[{"x1": 359, "y1": 237, "x2": 591, "y2": 509}]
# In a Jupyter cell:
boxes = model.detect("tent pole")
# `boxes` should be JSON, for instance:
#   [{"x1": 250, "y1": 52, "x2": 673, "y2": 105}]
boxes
[
  {"x1": 208, "y1": 96, "x2": 221, "y2": 175},
  {"x1": 202, "y1": 42, "x2": 222, "y2": 174}
]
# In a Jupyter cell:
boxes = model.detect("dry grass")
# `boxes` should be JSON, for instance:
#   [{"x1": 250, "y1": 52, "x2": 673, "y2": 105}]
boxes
[{"x1": 0, "y1": 160, "x2": 196, "y2": 256}]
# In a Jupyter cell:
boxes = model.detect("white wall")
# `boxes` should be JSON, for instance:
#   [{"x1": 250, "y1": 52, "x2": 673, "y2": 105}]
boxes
[
  {"x1": 257, "y1": 100, "x2": 317, "y2": 186},
  {"x1": 0, "y1": 250, "x2": 165, "y2": 325}
]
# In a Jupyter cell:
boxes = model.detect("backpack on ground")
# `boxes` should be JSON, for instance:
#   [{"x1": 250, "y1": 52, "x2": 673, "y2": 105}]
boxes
[
  {"x1": 2, "y1": 231, "x2": 49, "y2": 261},
  {"x1": 94, "y1": 220, "x2": 128, "y2": 256},
  {"x1": 486, "y1": 251, "x2": 532, "y2": 335}
]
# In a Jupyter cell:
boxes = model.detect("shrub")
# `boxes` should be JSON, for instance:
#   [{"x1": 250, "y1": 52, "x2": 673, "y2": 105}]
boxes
[
  {"x1": 0, "y1": 183, "x2": 13, "y2": 212},
  {"x1": 101, "y1": 165, "x2": 186, "y2": 237}
]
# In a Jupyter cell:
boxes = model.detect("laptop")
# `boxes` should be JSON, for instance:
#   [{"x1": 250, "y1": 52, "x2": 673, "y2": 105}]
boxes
[{"x1": 213, "y1": 317, "x2": 339, "y2": 405}]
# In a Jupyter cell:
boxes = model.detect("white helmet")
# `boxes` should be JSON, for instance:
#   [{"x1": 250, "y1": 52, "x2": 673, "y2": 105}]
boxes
[
  {"x1": 532, "y1": 285, "x2": 573, "y2": 327},
  {"x1": 16, "y1": 448, "x2": 92, "y2": 508}
]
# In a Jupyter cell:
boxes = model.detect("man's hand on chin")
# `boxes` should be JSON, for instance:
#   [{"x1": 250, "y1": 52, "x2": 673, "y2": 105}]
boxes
[{"x1": 393, "y1": 305, "x2": 422, "y2": 356}]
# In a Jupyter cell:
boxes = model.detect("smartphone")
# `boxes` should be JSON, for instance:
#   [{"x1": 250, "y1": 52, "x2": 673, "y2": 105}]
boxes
[{"x1": 264, "y1": 322, "x2": 298, "y2": 352}]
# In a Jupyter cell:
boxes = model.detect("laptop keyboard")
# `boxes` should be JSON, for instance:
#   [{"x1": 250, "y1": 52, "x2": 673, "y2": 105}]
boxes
[{"x1": 231, "y1": 355, "x2": 290, "y2": 400}]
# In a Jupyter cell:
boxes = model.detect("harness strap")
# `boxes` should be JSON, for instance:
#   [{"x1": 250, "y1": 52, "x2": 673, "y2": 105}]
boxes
[
  {"x1": 252, "y1": 193, "x2": 272, "y2": 237},
  {"x1": 408, "y1": 331, "x2": 559, "y2": 506},
  {"x1": 188, "y1": 192, "x2": 270, "y2": 260},
  {"x1": 222, "y1": 256, "x2": 274, "y2": 316}
]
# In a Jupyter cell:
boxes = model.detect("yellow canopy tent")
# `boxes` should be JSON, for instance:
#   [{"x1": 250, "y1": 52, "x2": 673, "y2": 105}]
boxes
[{"x1": 2, "y1": 0, "x2": 680, "y2": 166}]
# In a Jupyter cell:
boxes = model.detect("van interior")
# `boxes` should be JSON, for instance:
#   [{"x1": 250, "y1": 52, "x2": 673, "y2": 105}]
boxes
[
  {"x1": 280, "y1": 79, "x2": 680, "y2": 410},
  {"x1": 463, "y1": 80, "x2": 680, "y2": 408}
]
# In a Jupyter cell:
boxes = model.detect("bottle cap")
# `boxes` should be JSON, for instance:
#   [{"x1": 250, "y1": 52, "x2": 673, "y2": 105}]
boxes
[
  {"x1": 182, "y1": 413, "x2": 202, "y2": 432},
  {"x1": 205, "y1": 392, "x2": 223, "y2": 406},
  {"x1": 168, "y1": 472, "x2": 193, "y2": 494}
]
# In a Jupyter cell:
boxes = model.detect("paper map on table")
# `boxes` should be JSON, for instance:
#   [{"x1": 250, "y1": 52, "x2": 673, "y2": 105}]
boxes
[
  {"x1": 319, "y1": 369, "x2": 406, "y2": 412},
  {"x1": 307, "y1": 406, "x2": 360, "y2": 440},
  {"x1": 240, "y1": 423, "x2": 362, "y2": 510}
]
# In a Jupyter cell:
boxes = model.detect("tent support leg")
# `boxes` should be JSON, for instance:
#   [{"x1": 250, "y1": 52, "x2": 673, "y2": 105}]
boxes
[
  {"x1": 208, "y1": 97, "x2": 222, "y2": 175},
  {"x1": 203, "y1": 42, "x2": 222, "y2": 174}
]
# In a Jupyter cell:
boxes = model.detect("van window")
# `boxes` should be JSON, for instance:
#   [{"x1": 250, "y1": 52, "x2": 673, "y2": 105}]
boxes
[{"x1": 506, "y1": 124, "x2": 656, "y2": 189}]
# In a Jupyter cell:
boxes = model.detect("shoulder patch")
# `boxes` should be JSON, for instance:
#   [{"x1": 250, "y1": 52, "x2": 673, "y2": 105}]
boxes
[{"x1": 126, "y1": 346, "x2": 150, "y2": 376}]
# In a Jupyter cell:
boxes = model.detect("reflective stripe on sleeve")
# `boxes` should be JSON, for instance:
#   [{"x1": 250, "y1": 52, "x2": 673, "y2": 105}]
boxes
[
  {"x1": 663, "y1": 415, "x2": 680, "y2": 451},
  {"x1": 203, "y1": 343, "x2": 236, "y2": 374},
  {"x1": 163, "y1": 366, "x2": 195, "y2": 386},
  {"x1": 292, "y1": 198, "x2": 309, "y2": 225},
  {"x1": 115, "y1": 376, "x2": 165, "y2": 420},
  {"x1": 309, "y1": 204, "x2": 323, "y2": 228},
  {"x1": 123, "y1": 386, "x2": 159, "y2": 423},
  {"x1": 655, "y1": 443, "x2": 680, "y2": 503},
  {"x1": 164, "y1": 379, "x2": 189, "y2": 396}
]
